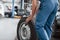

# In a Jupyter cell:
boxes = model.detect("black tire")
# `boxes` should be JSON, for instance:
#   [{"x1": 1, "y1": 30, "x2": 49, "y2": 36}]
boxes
[
  {"x1": 5, "y1": 12, "x2": 12, "y2": 17},
  {"x1": 17, "y1": 17, "x2": 37, "y2": 40}
]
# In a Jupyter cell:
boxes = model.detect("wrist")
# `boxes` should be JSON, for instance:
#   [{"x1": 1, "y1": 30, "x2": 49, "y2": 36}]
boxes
[{"x1": 30, "y1": 15, "x2": 33, "y2": 18}]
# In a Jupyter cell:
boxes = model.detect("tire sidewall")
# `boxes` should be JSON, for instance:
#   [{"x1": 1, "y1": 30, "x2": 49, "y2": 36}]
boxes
[{"x1": 17, "y1": 17, "x2": 37, "y2": 40}]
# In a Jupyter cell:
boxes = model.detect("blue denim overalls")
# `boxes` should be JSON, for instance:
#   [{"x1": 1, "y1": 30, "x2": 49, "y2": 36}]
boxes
[{"x1": 35, "y1": 0, "x2": 58, "y2": 40}]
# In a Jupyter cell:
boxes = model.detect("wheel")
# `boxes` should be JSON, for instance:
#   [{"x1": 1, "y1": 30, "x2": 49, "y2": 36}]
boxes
[
  {"x1": 5, "y1": 14, "x2": 9, "y2": 17},
  {"x1": 17, "y1": 17, "x2": 37, "y2": 40},
  {"x1": 5, "y1": 12, "x2": 12, "y2": 17}
]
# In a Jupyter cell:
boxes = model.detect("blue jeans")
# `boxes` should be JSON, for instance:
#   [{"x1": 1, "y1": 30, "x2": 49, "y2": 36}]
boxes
[{"x1": 35, "y1": 2, "x2": 58, "y2": 40}]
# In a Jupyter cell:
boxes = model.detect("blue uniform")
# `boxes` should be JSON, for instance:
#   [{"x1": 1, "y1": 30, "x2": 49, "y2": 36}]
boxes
[{"x1": 35, "y1": 0, "x2": 58, "y2": 40}]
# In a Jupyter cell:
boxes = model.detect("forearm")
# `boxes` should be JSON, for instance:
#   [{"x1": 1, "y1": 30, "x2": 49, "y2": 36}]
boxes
[
  {"x1": 35, "y1": 6, "x2": 38, "y2": 14},
  {"x1": 30, "y1": 0, "x2": 37, "y2": 17}
]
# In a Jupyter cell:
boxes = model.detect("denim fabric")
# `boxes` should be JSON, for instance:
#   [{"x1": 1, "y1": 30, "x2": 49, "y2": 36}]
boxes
[{"x1": 35, "y1": 0, "x2": 58, "y2": 40}]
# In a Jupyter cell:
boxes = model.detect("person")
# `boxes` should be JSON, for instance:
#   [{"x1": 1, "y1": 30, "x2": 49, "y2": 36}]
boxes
[
  {"x1": 14, "y1": 6, "x2": 18, "y2": 15},
  {"x1": 26, "y1": 0, "x2": 58, "y2": 40},
  {"x1": 15, "y1": 6, "x2": 18, "y2": 13}
]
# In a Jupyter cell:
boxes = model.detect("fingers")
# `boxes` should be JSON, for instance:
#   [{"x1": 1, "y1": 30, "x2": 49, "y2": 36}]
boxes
[
  {"x1": 25, "y1": 16, "x2": 33, "y2": 24},
  {"x1": 25, "y1": 18, "x2": 30, "y2": 23}
]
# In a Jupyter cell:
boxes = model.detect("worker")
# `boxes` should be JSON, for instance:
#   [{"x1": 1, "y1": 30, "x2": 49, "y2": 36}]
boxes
[{"x1": 26, "y1": 0, "x2": 58, "y2": 40}]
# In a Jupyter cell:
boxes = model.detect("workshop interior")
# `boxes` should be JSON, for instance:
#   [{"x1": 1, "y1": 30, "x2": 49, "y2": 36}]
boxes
[{"x1": 0, "y1": 0, "x2": 60, "y2": 40}]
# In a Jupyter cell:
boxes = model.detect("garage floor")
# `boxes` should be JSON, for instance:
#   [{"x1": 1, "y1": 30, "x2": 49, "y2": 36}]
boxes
[
  {"x1": 0, "y1": 18, "x2": 19, "y2": 40},
  {"x1": 0, "y1": 18, "x2": 60, "y2": 40}
]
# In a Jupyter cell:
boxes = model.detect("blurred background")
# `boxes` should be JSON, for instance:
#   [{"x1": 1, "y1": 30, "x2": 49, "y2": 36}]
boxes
[{"x1": 0, "y1": 0, "x2": 60, "y2": 40}]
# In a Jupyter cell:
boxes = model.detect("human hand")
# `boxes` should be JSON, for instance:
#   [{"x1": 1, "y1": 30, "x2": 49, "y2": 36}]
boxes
[{"x1": 25, "y1": 15, "x2": 33, "y2": 23}]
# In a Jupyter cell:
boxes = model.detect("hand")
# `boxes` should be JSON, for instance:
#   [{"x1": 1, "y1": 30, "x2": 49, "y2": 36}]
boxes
[{"x1": 25, "y1": 15, "x2": 33, "y2": 23}]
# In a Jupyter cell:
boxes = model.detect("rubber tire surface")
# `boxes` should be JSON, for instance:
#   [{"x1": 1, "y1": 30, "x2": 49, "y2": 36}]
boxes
[
  {"x1": 5, "y1": 12, "x2": 12, "y2": 17},
  {"x1": 17, "y1": 17, "x2": 37, "y2": 40}
]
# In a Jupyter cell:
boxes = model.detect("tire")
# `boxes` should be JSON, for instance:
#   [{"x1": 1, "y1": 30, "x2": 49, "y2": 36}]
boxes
[
  {"x1": 17, "y1": 17, "x2": 37, "y2": 40},
  {"x1": 5, "y1": 14, "x2": 9, "y2": 17},
  {"x1": 5, "y1": 12, "x2": 12, "y2": 17}
]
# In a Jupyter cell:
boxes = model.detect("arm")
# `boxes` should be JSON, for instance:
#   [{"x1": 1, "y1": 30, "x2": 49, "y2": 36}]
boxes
[
  {"x1": 30, "y1": 0, "x2": 38, "y2": 17},
  {"x1": 26, "y1": 0, "x2": 38, "y2": 23}
]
